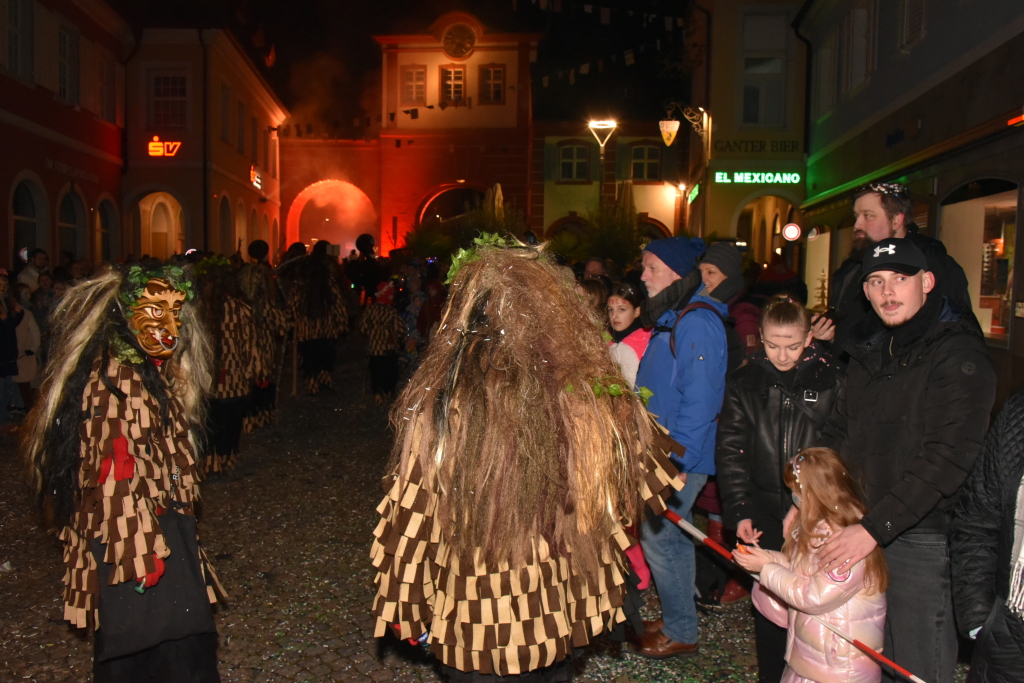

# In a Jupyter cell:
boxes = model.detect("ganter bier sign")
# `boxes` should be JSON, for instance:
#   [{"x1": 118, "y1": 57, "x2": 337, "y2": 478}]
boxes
[{"x1": 714, "y1": 171, "x2": 801, "y2": 184}]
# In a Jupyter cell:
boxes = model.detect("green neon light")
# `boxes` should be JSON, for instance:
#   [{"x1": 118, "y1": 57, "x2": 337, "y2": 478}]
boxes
[
  {"x1": 687, "y1": 183, "x2": 700, "y2": 203},
  {"x1": 714, "y1": 171, "x2": 801, "y2": 184}
]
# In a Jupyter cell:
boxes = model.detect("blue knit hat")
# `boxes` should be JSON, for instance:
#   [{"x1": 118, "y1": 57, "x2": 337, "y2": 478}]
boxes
[{"x1": 644, "y1": 237, "x2": 706, "y2": 277}]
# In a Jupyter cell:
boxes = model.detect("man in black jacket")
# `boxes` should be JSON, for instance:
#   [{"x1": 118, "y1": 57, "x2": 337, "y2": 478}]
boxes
[
  {"x1": 819, "y1": 237, "x2": 995, "y2": 683},
  {"x1": 951, "y1": 390, "x2": 1024, "y2": 683},
  {"x1": 813, "y1": 182, "x2": 978, "y2": 348}
]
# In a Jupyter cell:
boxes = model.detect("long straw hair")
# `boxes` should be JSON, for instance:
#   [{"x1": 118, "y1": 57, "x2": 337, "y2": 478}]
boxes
[
  {"x1": 390, "y1": 244, "x2": 653, "y2": 572},
  {"x1": 23, "y1": 264, "x2": 212, "y2": 529},
  {"x1": 783, "y1": 448, "x2": 888, "y2": 593}
]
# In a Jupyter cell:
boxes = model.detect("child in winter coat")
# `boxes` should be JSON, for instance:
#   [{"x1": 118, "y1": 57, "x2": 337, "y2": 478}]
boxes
[
  {"x1": 606, "y1": 282, "x2": 650, "y2": 388},
  {"x1": 735, "y1": 448, "x2": 888, "y2": 683},
  {"x1": 716, "y1": 296, "x2": 845, "y2": 681}
]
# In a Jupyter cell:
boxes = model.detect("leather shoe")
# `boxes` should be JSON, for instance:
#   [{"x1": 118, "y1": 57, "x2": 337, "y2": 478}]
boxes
[
  {"x1": 633, "y1": 629, "x2": 700, "y2": 659},
  {"x1": 643, "y1": 618, "x2": 664, "y2": 635}
]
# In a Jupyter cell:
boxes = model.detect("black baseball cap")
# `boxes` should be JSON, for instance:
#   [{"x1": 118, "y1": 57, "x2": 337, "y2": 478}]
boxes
[{"x1": 862, "y1": 238, "x2": 928, "y2": 280}]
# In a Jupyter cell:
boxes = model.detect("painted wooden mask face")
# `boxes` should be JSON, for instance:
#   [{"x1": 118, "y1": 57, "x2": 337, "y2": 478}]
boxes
[{"x1": 129, "y1": 279, "x2": 185, "y2": 359}]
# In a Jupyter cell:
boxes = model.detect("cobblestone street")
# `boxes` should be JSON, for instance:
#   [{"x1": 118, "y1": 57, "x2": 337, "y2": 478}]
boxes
[{"x1": 1, "y1": 337, "x2": 760, "y2": 682}]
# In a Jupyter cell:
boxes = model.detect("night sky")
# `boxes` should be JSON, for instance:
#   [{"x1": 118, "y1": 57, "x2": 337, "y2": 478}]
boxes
[{"x1": 109, "y1": 0, "x2": 693, "y2": 129}]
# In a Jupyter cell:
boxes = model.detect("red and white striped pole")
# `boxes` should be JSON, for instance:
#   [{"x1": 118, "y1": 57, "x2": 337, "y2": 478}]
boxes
[{"x1": 662, "y1": 510, "x2": 928, "y2": 683}]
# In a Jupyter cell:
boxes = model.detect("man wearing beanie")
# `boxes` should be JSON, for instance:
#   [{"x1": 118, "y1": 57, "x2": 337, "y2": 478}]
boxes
[{"x1": 634, "y1": 237, "x2": 730, "y2": 659}]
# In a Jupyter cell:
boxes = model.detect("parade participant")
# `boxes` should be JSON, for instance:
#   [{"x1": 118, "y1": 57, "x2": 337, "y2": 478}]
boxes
[
  {"x1": 280, "y1": 241, "x2": 349, "y2": 394},
  {"x1": 357, "y1": 281, "x2": 404, "y2": 403},
  {"x1": 23, "y1": 264, "x2": 223, "y2": 682},
  {"x1": 818, "y1": 182, "x2": 976, "y2": 347},
  {"x1": 0, "y1": 270, "x2": 25, "y2": 432},
  {"x1": 196, "y1": 256, "x2": 262, "y2": 472},
  {"x1": 735, "y1": 448, "x2": 888, "y2": 683},
  {"x1": 606, "y1": 281, "x2": 649, "y2": 389},
  {"x1": 951, "y1": 390, "x2": 1024, "y2": 682},
  {"x1": 633, "y1": 236, "x2": 729, "y2": 659},
  {"x1": 371, "y1": 235, "x2": 683, "y2": 681},
  {"x1": 819, "y1": 237, "x2": 994, "y2": 683},
  {"x1": 717, "y1": 297, "x2": 844, "y2": 682},
  {"x1": 238, "y1": 242, "x2": 291, "y2": 432}
]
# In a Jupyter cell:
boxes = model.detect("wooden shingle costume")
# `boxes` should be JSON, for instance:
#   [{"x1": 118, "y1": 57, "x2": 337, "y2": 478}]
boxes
[
  {"x1": 25, "y1": 265, "x2": 223, "y2": 681},
  {"x1": 371, "y1": 238, "x2": 682, "y2": 679}
]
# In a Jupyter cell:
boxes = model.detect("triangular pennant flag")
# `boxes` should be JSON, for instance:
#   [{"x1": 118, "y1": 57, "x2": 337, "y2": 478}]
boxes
[
  {"x1": 583, "y1": 4, "x2": 593, "y2": 13},
  {"x1": 665, "y1": 16, "x2": 673, "y2": 31},
  {"x1": 554, "y1": 0, "x2": 562, "y2": 11},
  {"x1": 677, "y1": 17, "x2": 685, "y2": 27},
  {"x1": 542, "y1": 76, "x2": 549, "y2": 87},
  {"x1": 539, "y1": 0, "x2": 547, "y2": 9},
  {"x1": 624, "y1": 50, "x2": 634, "y2": 65},
  {"x1": 580, "y1": 63, "x2": 590, "y2": 74},
  {"x1": 656, "y1": 39, "x2": 661, "y2": 50},
  {"x1": 598, "y1": 59, "x2": 604, "y2": 71},
  {"x1": 569, "y1": 68, "x2": 575, "y2": 84},
  {"x1": 600, "y1": 7, "x2": 610, "y2": 24}
]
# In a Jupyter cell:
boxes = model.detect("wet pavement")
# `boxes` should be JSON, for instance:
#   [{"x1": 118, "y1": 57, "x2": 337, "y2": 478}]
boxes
[{"x1": 1, "y1": 336, "x2": 779, "y2": 682}]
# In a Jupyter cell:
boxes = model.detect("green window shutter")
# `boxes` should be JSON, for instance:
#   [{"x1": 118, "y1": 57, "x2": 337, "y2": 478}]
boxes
[
  {"x1": 615, "y1": 140, "x2": 630, "y2": 180},
  {"x1": 543, "y1": 142, "x2": 558, "y2": 181}
]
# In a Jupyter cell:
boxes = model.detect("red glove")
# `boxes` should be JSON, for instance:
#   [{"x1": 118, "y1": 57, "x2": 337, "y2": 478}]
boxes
[
  {"x1": 137, "y1": 555, "x2": 166, "y2": 590},
  {"x1": 98, "y1": 435, "x2": 134, "y2": 483}
]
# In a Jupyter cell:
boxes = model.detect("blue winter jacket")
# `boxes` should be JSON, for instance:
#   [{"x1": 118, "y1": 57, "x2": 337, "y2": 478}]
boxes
[{"x1": 635, "y1": 293, "x2": 728, "y2": 475}]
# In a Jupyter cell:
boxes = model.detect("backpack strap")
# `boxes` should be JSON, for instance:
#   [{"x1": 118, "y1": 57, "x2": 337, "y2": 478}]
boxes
[{"x1": 668, "y1": 301, "x2": 723, "y2": 358}]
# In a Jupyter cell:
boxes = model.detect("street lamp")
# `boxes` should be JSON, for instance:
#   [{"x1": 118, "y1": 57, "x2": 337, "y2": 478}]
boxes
[
  {"x1": 588, "y1": 120, "x2": 617, "y2": 161},
  {"x1": 588, "y1": 120, "x2": 617, "y2": 205},
  {"x1": 661, "y1": 102, "x2": 712, "y2": 236}
]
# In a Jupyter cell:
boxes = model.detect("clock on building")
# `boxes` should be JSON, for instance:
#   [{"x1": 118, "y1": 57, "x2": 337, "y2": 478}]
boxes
[{"x1": 442, "y1": 24, "x2": 476, "y2": 59}]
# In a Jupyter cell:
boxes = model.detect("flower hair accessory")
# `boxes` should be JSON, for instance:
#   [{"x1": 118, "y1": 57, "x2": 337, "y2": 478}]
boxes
[
  {"x1": 791, "y1": 453, "x2": 805, "y2": 487},
  {"x1": 866, "y1": 182, "x2": 908, "y2": 197}
]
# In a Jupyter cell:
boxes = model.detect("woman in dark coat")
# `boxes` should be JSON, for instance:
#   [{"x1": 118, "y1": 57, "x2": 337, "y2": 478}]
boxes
[
  {"x1": 951, "y1": 390, "x2": 1024, "y2": 683},
  {"x1": 715, "y1": 296, "x2": 845, "y2": 683}
]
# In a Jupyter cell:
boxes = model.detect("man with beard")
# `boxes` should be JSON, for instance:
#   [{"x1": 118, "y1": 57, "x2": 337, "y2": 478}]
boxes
[
  {"x1": 814, "y1": 182, "x2": 975, "y2": 348},
  {"x1": 632, "y1": 237, "x2": 730, "y2": 659},
  {"x1": 818, "y1": 237, "x2": 995, "y2": 683}
]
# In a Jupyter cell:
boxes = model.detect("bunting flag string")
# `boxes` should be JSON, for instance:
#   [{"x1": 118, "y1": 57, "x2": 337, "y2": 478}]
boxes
[{"x1": 514, "y1": 0, "x2": 688, "y2": 34}]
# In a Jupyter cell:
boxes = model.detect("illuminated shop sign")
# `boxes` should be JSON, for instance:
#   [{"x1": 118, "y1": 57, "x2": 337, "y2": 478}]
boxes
[
  {"x1": 714, "y1": 171, "x2": 801, "y2": 184},
  {"x1": 250, "y1": 166, "x2": 262, "y2": 189},
  {"x1": 148, "y1": 136, "x2": 182, "y2": 157},
  {"x1": 687, "y1": 183, "x2": 700, "y2": 203},
  {"x1": 1009, "y1": 113, "x2": 1024, "y2": 127}
]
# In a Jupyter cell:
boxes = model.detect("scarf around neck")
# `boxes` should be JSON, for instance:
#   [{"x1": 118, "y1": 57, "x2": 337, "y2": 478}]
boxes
[
  {"x1": 609, "y1": 317, "x2": 643, "y2": 343},
  {"x1": 640, "y1": 271, "x2": 701, "y2": 329}
]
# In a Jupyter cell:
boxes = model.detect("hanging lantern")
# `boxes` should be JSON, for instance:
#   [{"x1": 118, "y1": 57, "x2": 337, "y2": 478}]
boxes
[{"x1": 660, "y1": 119, "x2": 680, "y2": 147}]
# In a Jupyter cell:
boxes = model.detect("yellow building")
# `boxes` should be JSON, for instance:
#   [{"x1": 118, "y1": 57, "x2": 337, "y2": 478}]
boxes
[
  {"x1": 123, "y1": 29, "x2": 288, "y2": 259},
  {"x1": 686, "y1": 0, "x2": 807, "y2": 267}
]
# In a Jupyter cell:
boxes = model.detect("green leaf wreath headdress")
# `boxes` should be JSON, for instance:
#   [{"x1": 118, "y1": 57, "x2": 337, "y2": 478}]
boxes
[
  {"x1": 117, "y1": 264, "x2": 195, "y2": 316},
  {"x1": 445, "y1": 232, "x2": 523, "y2": 285}
]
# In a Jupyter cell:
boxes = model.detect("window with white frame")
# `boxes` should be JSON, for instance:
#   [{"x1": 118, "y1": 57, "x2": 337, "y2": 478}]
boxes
[
  {"x1": 741, "y1": 14, "x2": 787, "y2": 127},
  {"x1": 479, "y1": 64, "x2": 505, "y2": 104},
  {"x1": 631, "y1": 146, "x2": 661, "y2": 181},
  {"x1": 401, "y1": 65, "x2": 426, "y2": 105},
  {"x1": 150, "y1": 71, "x2": 188, "y2": 127},
  {"x1": 440, "y1": 66, "x2": 465, "y2": 105},
  {"x1": 559, "y1": 145, "x2": 590, "y2": 181},
  {"x1": 57, "y1": 27, "x2": 79, "y2": 104},
  {"x1": 899, "y1": 0, "x2": 925, "y2": 50}
]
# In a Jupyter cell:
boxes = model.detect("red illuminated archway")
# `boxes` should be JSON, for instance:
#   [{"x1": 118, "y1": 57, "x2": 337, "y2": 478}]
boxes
[
  {"x1": 286, "y1": 180, "x2": 378, "y2": 254},
  {"x1": 415, "y1": 182, "x2": 489, "y2": 226}
]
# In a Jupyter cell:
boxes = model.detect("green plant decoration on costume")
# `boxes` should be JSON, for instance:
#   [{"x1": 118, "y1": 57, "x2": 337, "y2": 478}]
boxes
[
  {"x1": 118, "y1": 265, "x2": 195, "y2": 316},
  {"x1": 110, "y1": 335, "x2": 146, "y2": 366},
  {"x1": 445, "y1": 232, "x2": 520, "y2": 285}
]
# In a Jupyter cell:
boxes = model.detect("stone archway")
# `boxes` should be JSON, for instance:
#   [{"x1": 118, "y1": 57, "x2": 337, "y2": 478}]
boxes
[{"x1": 286, "y1": 180, "x2": 377, "y2": 255}]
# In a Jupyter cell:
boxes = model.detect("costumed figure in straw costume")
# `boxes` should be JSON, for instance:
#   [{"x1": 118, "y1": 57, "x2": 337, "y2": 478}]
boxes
[
  {"x1": 237, "y1": 255, "x2": 291, "y2": 433},
  {"x1": 24, "y1": 264, "x2": 225, "y2": 682},
  {"x1": 371, "y1": 235, "x2": 684, "y2": 681}
]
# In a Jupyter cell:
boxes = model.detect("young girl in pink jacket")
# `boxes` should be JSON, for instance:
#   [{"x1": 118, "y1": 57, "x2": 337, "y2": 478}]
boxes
[{"x1": 735, "y1": 448, "x2": 888, "y2": 683}]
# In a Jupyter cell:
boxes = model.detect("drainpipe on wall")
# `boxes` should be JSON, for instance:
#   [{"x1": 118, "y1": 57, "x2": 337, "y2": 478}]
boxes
[
  {"x1": 199, "y1": 29, "x2": 210, "y2": 252},
  {"x1": 792, "y1": 1, "x2": 817, "y2": 166}
]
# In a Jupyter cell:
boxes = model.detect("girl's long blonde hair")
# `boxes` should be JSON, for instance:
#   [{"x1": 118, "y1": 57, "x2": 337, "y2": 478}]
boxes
[{"x1": 783, "y1": 447, "x2": 888, "y2": 593}]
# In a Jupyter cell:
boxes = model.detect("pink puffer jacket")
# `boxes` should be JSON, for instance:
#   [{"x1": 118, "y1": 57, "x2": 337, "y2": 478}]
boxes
[{"x1": 751, "y1": 530, "x2": 886, "y2": 683}]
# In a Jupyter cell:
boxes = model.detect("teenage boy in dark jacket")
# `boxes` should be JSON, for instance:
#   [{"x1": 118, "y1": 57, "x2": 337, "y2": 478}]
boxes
[
  {"x1": 819, "y1": 237, "x2": 995, "y2": 683},
  {"x1": 951, "y1": 390, "x2": 1024, "y2": 683}
]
